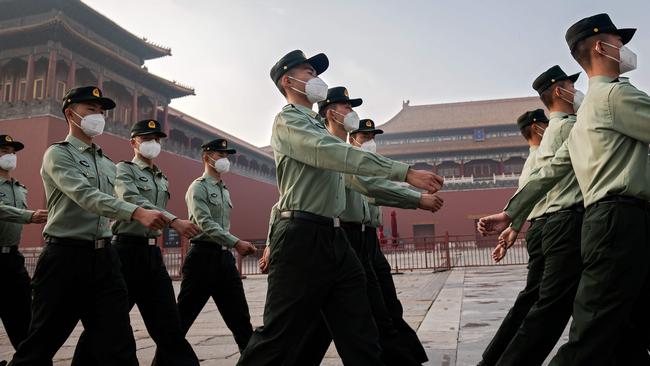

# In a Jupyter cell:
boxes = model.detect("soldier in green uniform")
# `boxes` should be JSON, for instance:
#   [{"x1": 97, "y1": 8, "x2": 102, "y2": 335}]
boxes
[
  {"x1": 349, "y1": 119, "x2": 429, "y2": 364},
  {"x1": 72, "y1": 119, "x2": 200, "y2": 366},
  {"x1": 237, "y1": 50, "x2": 443, "y2": 365},
  {"x1": 493, "y1": 67, "x2": 585, "y2": 366},
  {"x1": 478, "y1": 14, "x2": 650, "y2": 365},
  {"x1": 0, "y1": 135, "x2": 48, "y2": 352},
  {"x1": 477, "y1": 109, "x2": 549, "y2": 366},
  {"x1": 169, "y1": 138, "x2": 256, "y2": 355},
  {"x1": 289, "y1": 87, "x2": 444, "y2": 365},
  {"x1": 9, "y1": 86, "x2": 172, "y2": 366}
]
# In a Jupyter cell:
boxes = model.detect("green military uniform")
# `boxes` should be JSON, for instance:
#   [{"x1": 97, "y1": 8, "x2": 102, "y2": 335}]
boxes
[
  {"x1": 176, "y1": 138, "x2": 253, "y2": 353},
  {"x1": 73, "y1": 120, "x2": 199, "y2": 366},
  {"x1": 496, "y1": 67, "x2": 585, "y2": 366},
  {"x1": 291, "y1": 90, "x2": 422, "y2": 365},
  {"x1": 0, "y1": 135, "x2": 33, "y2": 351},
  {"x1": 480, "y1": 110, "x2": 549, "y2": 366},
  {"x1": 10, "y1": 87, "x2": 139, "y2": 366},
  {"x1": 238, "y1": 50, "x2": 409, "y2": 366},
  {"x1": 501, "y1": 15, "x2": 650, "y2": 366}
]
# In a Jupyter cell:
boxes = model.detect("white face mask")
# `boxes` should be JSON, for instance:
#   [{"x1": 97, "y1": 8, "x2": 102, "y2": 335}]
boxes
[
  {"x1": 138, "y1": 140, "x2": 161, "y2": 159},
  {"x1": 351, "y1": 137, "x2": 377, "y2": 153},
  {"x1": 599, "y1": 42, "x2": 638, "y2": 74},
  {"x1": 558, "y1": 87, "x2": 585, "y2": 112},
  {"x1": 0, "y1": 153, "x2": 17, "y2": 171},
  {"x1": 288, "y1": 76, "x2": 329, "y2": 103},
  {"x1": 210, "y1": 156, "x2": 230, "y2": 173},
  {"x1": 71, "y1": 110, "x2": 105, "y2": 137},
  {"x1": 332, "y1": 110, "x2": 360, "y2": 133}
]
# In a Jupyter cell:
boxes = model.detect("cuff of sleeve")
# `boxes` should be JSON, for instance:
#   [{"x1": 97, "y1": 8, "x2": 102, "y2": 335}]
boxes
[
  {"x1": 504, "y1": 208, "x2": 526, "y2": 231},
  {"x1": 389, "y1": 161, "x2": 410, "y2": 182},
  {"x1": 117, "y1": 202, "x2": 139, "y2": 222},
  {"x1": 162, "y1": 210, "x2": 177, "y2": 222},
  {"x1": 404, "y1": 190, "x2": 421, "y2": 209},
  {"x1": 225, "y1": 234, "x2": 239, "y2": 249},
  {"x1": 21, "y1": 210, "x2": 34, "y2": 224}
]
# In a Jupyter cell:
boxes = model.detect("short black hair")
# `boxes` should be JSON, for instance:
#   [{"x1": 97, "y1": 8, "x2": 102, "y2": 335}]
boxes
[
  {"x1": 571, "y1": 34, "x2": 607, "y2": 69},
  {"x1": 520, "y1": 125, "x2": 533, "y2": 140},
  {"x1": 539, "y1": 80, "x2": 570, "y2": 109},
  {"x1": 276, "y1": 68, "x2": 297, "y2": 97}
]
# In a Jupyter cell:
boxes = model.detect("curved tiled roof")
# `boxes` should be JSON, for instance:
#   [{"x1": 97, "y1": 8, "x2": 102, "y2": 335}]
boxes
[
  {"x1": 379, "y1": 97, "x2": 545, "y2": 134},
  {"x1": 377, "y1": 136, "x2": 527, "y2": 156}
]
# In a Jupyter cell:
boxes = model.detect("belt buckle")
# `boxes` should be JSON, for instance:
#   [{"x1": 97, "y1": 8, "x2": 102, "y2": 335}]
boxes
[
  {"x1": 94, "y1": 240, "x2": 106, "y2": 249},
  {"x1": 333, "y1": 217, "x2": 341, "y2": 228},
  {"x1": 148, "y1": 238, "x2": 157, "y2": 246},
  {"x1": 0, "y1": 246, "x2": 11, "y2": 254}
]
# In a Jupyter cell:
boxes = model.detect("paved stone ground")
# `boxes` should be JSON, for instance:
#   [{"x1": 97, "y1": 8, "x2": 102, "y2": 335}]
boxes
[{"x1": 0, "y1": 266, "x2": 570, "y2": 365}]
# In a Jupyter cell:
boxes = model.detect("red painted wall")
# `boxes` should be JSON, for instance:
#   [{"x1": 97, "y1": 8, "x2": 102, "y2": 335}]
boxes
[{"x1": 0, "y1": 117, "x2": 279, "y2": 247}]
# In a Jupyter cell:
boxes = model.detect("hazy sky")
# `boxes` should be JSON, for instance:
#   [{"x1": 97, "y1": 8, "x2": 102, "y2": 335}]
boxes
[{"x1": 83, "y1": 0, "x2": 649, "y2": 147}]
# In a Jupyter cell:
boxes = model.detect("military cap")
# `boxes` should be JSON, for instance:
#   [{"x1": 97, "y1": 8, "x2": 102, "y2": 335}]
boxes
[
  {"x1": 350, "y1": 119, "x2": 384, "y2": 135},
  {"x1": 532, "y1": 65, "x2": 581, "y2": 95},
  {"x1": 566, "y1": 13, "x2": 636, "y2": 51},
  {"x1": 517, "y1": 109, "x2": 549, "y2": 130},
  {"x1": 201, "y1": 138, "x2": 236, "y2": 154},
  {"x1": 317, "y1": 87, "x2": 363, "y2": 112},
  {"x1": 61, "y1": 86, "x2": 116, "y2": 114},
  {"x1": 270, "y1": 50, "x2": 329, "y2": 85},
  {"x1": 0, "y1": 135, "x2": 24, "y2": 152},
  {"x1": 130, "y1": 119, "x2": 167, "y2": 138}
]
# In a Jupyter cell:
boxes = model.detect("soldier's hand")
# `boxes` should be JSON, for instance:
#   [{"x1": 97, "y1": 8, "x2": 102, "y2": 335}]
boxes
[
  {"x1": 235, "y1": 240, "x2": 257, "y2": 257},
  {"x1": 477, "y1": 212, "x2": 512, "y2": 236},
  {"x1": 30, "y1": 209, "x2": 48, "y2": 224},
  {"x1": 405, "y1": 169, "x2": 444, "y2": 193},
  {"x1": 259, "y1": 246, "x2": 271, "y2": 274},
  {"x1": 171, "y1": 219, "x2": 200, "y2": 239},
  {"x1": 418, "y1": 194, "x2": 444, "y2": 213},
  {"x1": 492, "y1": 243, "x2": 508, "y2": 263},
  {"x1": 498, "y1": 227, "x2": 519, "y2": 249},
  {"x1": 132, "y1": 208, "x2": 169, "y2": 231}
]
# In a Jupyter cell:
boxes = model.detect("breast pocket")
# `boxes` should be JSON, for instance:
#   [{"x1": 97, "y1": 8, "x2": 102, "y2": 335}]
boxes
[
  {"x1": 207, "y1": 193, "x2": 223, "y2": 215},
  {"x1": 104, "y1": 176, "x2": 116, "y2": 197}
]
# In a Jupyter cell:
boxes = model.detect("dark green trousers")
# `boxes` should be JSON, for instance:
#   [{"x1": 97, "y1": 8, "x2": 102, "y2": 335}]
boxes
[
  {"x1": 496, "y1": 209, "x2": 583, "y2": 366},
  {"x1": 237, "y1": 218, "x2": 383, "y2": 366},
  {"x1": 288, "y1": 226, "x2": 420, "y2": 366},
  {"x1": 0, "y1": 250, "x2": 31, "y2": 350},
  {"x1": 480, "y1": 218, "x2": 546, "y2": 366},
  {"x1": 9, "y1": 242, "x2": 137, "y2": 366},
  {"x1": 550, "y1": 200, "x2": 650, "y2": 366},
  {"x1": 367, "y1": 230, "x2": 428, "y2": 363},
  {"x1": 72, "y1": 241, "x2": 200, "y2": 366}
]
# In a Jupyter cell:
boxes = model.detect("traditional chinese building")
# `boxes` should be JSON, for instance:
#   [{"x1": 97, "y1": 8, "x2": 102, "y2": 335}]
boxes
[{"x1": 0, "y1": 0, "x2": 278, "y2": 247}]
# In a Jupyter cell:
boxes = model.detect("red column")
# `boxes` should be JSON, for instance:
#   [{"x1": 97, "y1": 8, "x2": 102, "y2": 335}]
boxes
[
  {"x1": 45, "y1": 49, "x2": 57, "y2": 99},
  {"x1": 499, "y1": 159, "x2": 505, "y2": 175},
  {"x1": 152, "y1": 100, "x2": 158, "y2": 119},
  {"x1": 66, "y1": 59, "x2": 76, "y2": 90},
  {"x1": 459, "y1": 161, "x2": 465, "y2": 177},
  {"x1": 163, "y1": 104, "x2": 170, "y2": 135},
  {"x1": 431, "y1": 162, "x2": 437, "y2": 174},
  {"x1": 131, "y1": 91, "x2": 138, "y2": 123},
  {"x1": 25, "y1": 54, "x2": 34, "y2": 101}
]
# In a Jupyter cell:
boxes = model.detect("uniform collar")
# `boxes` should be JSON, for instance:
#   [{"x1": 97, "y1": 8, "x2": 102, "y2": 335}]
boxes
[
  {"x1": 291, "y1": 104, "x2": 322, "y2": 121},
  {"x1": 132, "y1": 155, "x2": 159, "y2": 173},
  {"x1": 0, "y1": 176, "x2": 12, "y2": 185},
  {"x1": 66, "y1": 134, "x2": 103, "y2": 155},
  {"x1": 201, "y1": 172, "x2": 223, "y2": 186},
  {"x1": 588, "y1": 75, "x2": 618, "y2": 86}
]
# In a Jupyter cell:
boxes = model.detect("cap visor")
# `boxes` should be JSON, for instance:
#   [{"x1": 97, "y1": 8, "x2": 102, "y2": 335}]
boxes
[
  {"x1": 306, "y1": 53, "x2": 329, "y2": 75},
  {"x1": 8, "y1": 142, "x2": 24, "y2": 151},
  {"x1": 349, "y1": 98, "x2": 363, "y2": 108},
  {"x1": 132, "y1": 131, "x2": 167, "y2": 138},
  {"x1": 618, "y1": 28, "x2": 636, "y2": 45},
  {"x1": 98, "y1": 97, "x2": 116, "y2": 111},
  {"x1": 226, "y1": 149, "x2": 237, "y2": 154}
]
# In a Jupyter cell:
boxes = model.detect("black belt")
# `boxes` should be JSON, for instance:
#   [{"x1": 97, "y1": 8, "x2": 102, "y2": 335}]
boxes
[
  {"x1": 341, "y1": 222, "x2": 366, "y2": 232},
  {"x1": 113, "y1": 235, "x2": 157, "y2": 246},
  {"x1": 279, "y1": 210, "x2": 341, "y2": 227},
  {"x1": 529, "y1": 216, "x2": 548, "y2": 224},
  {"x1": 46, "y1": 237, "x2": 112, "y2": 249},
  {"x1": 190, "y1": 240, "x2": 227, "y2": 251},
  {"x1": 0, "y1": 246, "x2": 18, "y2": 254},
  {"x1": 590, "y1": 195, "x2": 650, "y2": 210},
  {"x1": 549, "y1": 202, "x2": 585, "y2": 216}
]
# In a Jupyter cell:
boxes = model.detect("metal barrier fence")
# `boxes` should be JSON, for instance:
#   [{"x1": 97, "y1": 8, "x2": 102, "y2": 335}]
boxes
[{"x1": 19, "y1": 233, "x2": 529, "y2": 278}]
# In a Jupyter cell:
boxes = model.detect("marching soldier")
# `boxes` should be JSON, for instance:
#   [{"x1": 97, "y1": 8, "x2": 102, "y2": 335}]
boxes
[
  {"x1": 494, "y1": 67, "x2": 585, "y2": 366},
  {"x1": 163, "y1": 138, "x2": 257, "y2": 356},
  {"x1": 0, "y1": 135, "x2": 48, "y2": 352},
  {"x1": 237, "y1": 50, "x2": 443, "y2": 365},
  {"x1": 9, "y1": 86, "x2": 171, "y2": 366},
  {"x1": 478, "y1": 14, "x2": 650, "y2": 365},
  {"x1": 290, "y1": 87, "x2": 443, "y2": 365},
  {"x1": 72, "y1": 120, "x2": 200, "y2": 365},
  {"x1": 477, "y1": 109, "x2": 549, "y2": 366}
]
